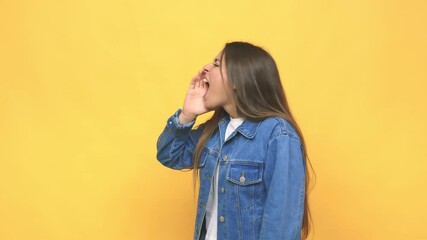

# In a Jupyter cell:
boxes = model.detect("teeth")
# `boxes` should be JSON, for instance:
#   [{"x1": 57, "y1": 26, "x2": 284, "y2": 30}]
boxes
[{"x1": 202, "y1": 78, "x2": 209, "y2": 83}]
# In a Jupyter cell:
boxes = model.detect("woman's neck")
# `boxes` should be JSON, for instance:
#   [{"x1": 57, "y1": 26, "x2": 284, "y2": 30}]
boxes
[{"x1": 223, "y1": 104, "x2": 241, "y2": 119}]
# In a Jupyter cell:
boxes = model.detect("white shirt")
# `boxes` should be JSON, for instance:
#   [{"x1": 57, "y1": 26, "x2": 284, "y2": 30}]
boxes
[{"x1": 205, "y1": 117, "x2": 244, "y2": 240}]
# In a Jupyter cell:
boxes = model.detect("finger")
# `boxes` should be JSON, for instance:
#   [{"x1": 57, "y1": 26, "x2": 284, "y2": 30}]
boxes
[
  {"x1": 197, "y1": 68, "x2": 208, "y2": 79},
  {"x1": 197, "y1": 70, "x2": 203, "y2": 78},
  {"x1": 196, "y1": 75, "x2": 201, "y2": 88},
  {"x1": 192, "y1": 68, "x2": 207, "y2": 89},
  {"x1": 190, "y1": 75, "x2": 197, "y2": 89},
  {"x1": 198, "y1": 68, "x2": 206, "y2": 77}
]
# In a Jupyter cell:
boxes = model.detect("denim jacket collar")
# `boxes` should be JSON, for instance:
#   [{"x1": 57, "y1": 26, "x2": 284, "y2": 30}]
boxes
[{"x1": 219, "y1": 114, "x2": 262, "y2": 139}]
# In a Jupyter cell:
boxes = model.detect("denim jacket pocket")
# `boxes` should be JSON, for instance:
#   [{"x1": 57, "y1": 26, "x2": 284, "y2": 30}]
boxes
[
  {"x1": 226, "y1": 161, "x2": 264, "y2": 186},
  {"x1": 226, "y1": 161, "x2": 264, "y2": 210}
]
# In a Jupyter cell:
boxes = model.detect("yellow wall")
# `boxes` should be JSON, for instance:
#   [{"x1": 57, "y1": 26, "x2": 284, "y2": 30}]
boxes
[{"x1": 1, "y1": 0, "x2": 426, "y2": 239}]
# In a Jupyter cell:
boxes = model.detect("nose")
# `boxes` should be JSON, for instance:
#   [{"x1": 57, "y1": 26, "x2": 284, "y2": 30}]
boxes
[{"x1": 203, "y1": 63, "x2": 213, "y2": 72}]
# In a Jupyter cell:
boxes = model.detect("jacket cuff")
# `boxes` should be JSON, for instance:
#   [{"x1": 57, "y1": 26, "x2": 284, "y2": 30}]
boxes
[{"x1": 166, "y1": 109, "x2": 196, "y2": 136}]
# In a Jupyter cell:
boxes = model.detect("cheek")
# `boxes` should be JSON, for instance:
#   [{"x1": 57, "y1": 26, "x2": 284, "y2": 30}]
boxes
[{"x1": 212, "y1": 73, "x2": 225, "y2": 87}]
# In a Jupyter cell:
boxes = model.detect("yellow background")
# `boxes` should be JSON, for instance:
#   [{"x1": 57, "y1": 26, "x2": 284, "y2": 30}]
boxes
[{"x1": 1, "y1": 0, "x2": 426, "y2": 239}]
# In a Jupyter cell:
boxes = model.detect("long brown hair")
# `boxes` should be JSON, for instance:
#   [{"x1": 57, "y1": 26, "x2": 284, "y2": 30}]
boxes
[{"x1": 192, "y1": 42, "x2": 315, "y2": 239}]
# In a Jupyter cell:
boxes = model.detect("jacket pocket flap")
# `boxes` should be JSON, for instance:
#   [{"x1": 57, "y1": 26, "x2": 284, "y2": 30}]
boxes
[{"x1": 226, "y1": 161, "x2": 264, "y2": 186}]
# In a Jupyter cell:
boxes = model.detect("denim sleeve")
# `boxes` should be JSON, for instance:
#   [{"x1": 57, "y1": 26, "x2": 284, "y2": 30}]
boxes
[
  {"x1": 259, "y1": 134, "x2": 306, "y2": 240},
  {"x1": 156, "y1": 109, "x2": 204, "y2": 170}
]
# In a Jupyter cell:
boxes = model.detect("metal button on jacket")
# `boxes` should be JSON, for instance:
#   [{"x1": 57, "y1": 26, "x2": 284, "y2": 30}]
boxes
[
  {"x1": 239, "y1": 171, "x2": 246, "y2": 183},
  {"x1": 239, "y1": 176, "x2": 246, "y2": 183},
  {"x1": 223, "y1": 155, "x2": 228, "y2": 162},
  {"x1": 219, "y1": 216, "x2": 225, "y2": 222}
]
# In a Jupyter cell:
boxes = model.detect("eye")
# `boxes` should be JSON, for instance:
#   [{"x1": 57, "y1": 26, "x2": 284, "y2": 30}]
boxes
[{"x1": 213, "y1": 58, "x2": 221, "y2": 67}]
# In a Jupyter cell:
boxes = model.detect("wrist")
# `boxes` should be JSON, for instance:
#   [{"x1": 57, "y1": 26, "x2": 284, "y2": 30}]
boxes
[{"x1": 179, "y1": 111, "x2": 196, "y2": 124}]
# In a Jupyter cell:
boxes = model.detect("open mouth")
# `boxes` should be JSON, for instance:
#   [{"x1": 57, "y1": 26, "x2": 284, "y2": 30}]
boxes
[{"x1": 203, "y1": 78, "x2": 210, "y2": 87}]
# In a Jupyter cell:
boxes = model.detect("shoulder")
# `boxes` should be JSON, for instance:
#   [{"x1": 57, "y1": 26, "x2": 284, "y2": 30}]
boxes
[{"x1": 258, "y1": 117, "x2": 301, "y2": 142}]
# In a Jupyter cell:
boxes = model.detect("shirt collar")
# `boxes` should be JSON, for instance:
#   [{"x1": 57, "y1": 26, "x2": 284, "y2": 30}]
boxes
[{"x1": 219, "y1": 114, "x2": 261, "y2": 139}]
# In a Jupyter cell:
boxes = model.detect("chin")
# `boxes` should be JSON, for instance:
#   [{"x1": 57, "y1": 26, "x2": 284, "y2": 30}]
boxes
[{"x1": 204, "y1": 101, "x2": 217, "y2": 111}]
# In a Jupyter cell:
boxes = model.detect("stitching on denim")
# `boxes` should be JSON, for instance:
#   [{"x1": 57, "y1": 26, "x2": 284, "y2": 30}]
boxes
[
  {"x1": 237, "y1": 121, "x2": 262, "y2": 139},
  {"x1": 271, "y1": 117, "x2": 301, "y2": 141},
  {"x1": 226, "y1": 163, "x2": 263, "y2": 186}
]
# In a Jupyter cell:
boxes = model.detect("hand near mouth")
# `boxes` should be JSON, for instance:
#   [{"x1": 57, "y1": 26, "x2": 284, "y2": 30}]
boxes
[{"x1": 179, "y1": 69, "x2": 210, "y2": 124}]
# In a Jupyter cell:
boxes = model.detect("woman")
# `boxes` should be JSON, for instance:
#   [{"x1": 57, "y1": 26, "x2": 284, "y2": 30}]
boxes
[{"x1": 157, "y1": 41, "x2": 313, "y2": 240}]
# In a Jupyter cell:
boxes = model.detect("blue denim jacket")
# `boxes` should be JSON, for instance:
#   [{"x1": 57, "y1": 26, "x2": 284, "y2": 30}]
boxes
[{"x1": 157, "y1": 110, "x2": 306, "y2": 240}]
